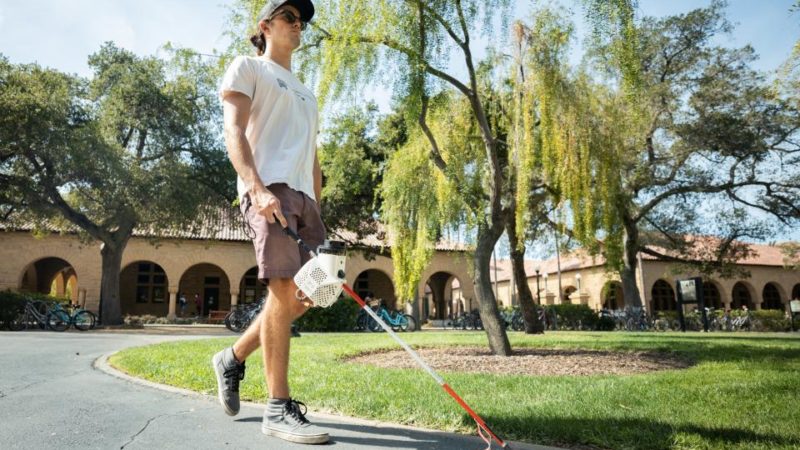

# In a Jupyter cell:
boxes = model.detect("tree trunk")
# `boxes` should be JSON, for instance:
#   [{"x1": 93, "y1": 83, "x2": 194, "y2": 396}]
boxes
[
  {"x1": 506, "y1": 215, "x2": 544, "y2": 334},
  {"x1": 99, "y1": 238, "x2": 129, "y2": 325},
  {"x1": 620, "y1": 218, "x2": 643, "y2": 309},
  {"x1": 474, "y1": 221, "x2": 512, "y2": 356}
]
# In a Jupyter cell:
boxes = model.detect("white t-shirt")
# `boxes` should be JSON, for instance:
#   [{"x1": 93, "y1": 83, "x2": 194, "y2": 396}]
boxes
[{"x1": 219, "y1": 55, "x2": 318, "y2": 201}]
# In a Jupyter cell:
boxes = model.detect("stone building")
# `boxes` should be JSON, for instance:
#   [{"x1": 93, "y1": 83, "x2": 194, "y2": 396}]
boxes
[
  {"x1": 474, "y1": 244, "x2": 800, "y2": 314},
  {"x1": 1, "y1": 217, "x2": 473, "y2": 321},
  {"x1": 5, "y1": 213, "x2": 796, "y2": 321}
]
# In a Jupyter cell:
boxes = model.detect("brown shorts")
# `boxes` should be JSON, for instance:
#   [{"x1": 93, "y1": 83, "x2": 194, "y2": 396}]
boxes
[{"x1": 241, "y1": 183, "x2": 326, "y2": 281}]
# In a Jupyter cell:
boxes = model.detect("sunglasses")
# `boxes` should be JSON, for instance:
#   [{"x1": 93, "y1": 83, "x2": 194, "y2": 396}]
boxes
[{"x1": 268, "y1": 9, "x2": 308, "y2": 31}]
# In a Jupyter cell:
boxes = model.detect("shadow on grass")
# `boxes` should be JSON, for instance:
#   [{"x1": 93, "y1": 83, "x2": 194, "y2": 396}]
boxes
[
  {"x1": 484, "y1": 415, "x2": 799, "y2": 450},
  {"x1": 640, "y1": 334, "x2": 800, "y2": 343},
  {"x1": 553, "y1": 335, "x2": 800, "y2": 365},
  {"x1": 237, "y1": 412, "x2": 798, "y2": 449}
]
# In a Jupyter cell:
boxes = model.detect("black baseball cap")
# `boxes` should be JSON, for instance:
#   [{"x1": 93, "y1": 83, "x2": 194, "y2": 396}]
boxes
[{"x1": 256, "y1": 0, "x2": 315, "y2": 23}]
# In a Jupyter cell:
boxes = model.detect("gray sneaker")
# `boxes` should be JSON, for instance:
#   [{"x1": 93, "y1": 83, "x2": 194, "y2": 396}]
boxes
[
  {"x1": 262, "y1": 398, "x2": 329, "y2": 444},
  {"x1": 211, "y1": 347, "x2": 245, "y2": 416}
]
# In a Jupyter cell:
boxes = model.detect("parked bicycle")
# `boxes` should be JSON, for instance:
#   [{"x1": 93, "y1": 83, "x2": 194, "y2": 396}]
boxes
[
  {"x1": 49, "y1": 303, "x2": 96, "y2": 331},
  {"x1": 354, "y1": 302, "x2": 380, "y2": 331},
  {"x1": 8, "y1": 300, "x2": 68, "y2": 331},
  {"x1": 224, "y1": 298, "x2": 299, "y2": 336},
  {"x1": 450, "y1": 309, "x2": 483, "y2": 330},
  {"x1": 367, "y1": 301, "x2": 416, "y2": 332},
  {"x1": 731, "y1": 309, "x2": 752, "y2": 331},
  {"x1": 225, "y1": 298, "x2": 264, "y2": 333},
  {"x1": 624, "y1": 306, "x2": 652, "y2": 331},
  {"x1": 500, "y1": 308, "x2": 524, "y2": 331}
]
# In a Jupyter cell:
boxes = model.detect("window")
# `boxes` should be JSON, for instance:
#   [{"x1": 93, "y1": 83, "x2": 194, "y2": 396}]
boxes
[
  {"x1": 602, "y1": 282, "x2": 623, "y2": 310},
  {"x1": 702, "y1": 282, "x2": 722, "y2": 309},
  {"x1": 356, "y1": 272, "x2": 369, "y2": 299},
  {"x1": 762, "y1": 284, "x2": 783, "y2": 310},
  {"x1": 563, "y1": 286, "x2": 577, "y2": 305},
  {"x1": 731, "y1": 283, "x2": 753, "y2": 309},
  {"x1": 136, "y1": 263, "x2": 167, "y2": 303},
  {"x1": 240, "y1": 268, "x2": 265, "y2": 304},
  {"x1": 651, "y1": 280, "x2": 676, "y2": 311}
]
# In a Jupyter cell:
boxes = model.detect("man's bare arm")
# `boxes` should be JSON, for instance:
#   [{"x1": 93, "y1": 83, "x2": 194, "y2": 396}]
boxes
[
  {"x1": 222, "y1": 91, "x2": 286, "y2": 226},
  {"x1": 313, "y1": 150, "x2": 322, "y2": 203}
]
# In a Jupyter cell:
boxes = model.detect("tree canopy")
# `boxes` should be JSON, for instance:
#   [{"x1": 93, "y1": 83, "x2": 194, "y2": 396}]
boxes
[{"x1": 0, "y1": 43, "x2": 232, "y2": 323}]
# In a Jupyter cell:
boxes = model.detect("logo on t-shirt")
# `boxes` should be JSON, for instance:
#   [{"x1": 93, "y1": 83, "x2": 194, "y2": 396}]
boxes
[
  {"x1": 277, "y1": 78, "x2": 289, "y2": 90},
  {"x1": 293, "y1": 89, "x2": 308, "y2": 102}
]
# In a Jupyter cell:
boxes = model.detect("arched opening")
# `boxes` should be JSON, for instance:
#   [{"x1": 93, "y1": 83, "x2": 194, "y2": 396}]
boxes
[
  {"x1": 65, "y1": 273, "x2": 78, "y2": 302},
  {"x1": 702, "y1": 282, "x2": 722, "y2": 309},
  {"x1": 424, "y1": 283, "x2": 433, "y2": 320},
  {"x1": 354, "y1": 269, "x2": 397, "y2": 310},
  {"x1": 793, "y1": 284, "x2": 800, "y2": 301},
  {"x1": 19, "y1": 257, "x2": 78, "y2": 302},
  {"x1": 731, "y1": 282, "x2": 754, "y2": 310},
  {"x1": 563, "y1": 285, "x2": 578, "y2": 305},
  {"x1": 651, "y1": 280, "x2": 676, "y2": 311},
  {"x1": 424, "y1": 271, "x2": 457, "y2": 319},
  {"x1": 450, "y1": 277, "x2": 466, "y2": 315},
  {"x1": 120, "y1": 261, "x2": 169, "y2": 316},
  {"x1": 179, "y1": 263, "x2": 231, "y2": 316},
  {"x1": 239, "y1": 267, "x2": 267, "y2": 305},
  {"x1": 600, "y1": 282, "x2": 622, "y2": 310},
  {"x1": 762, "y1": 283, "x2": 784, "y2": 310}
]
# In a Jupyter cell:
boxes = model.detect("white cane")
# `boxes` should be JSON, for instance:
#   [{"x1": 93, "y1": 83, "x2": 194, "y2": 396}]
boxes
[{"x1": 279, "y1": 219, "x2": 513, "y2": 449}]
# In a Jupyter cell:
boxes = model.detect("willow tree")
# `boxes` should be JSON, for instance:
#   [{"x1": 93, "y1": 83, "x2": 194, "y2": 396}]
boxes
[
  {"x1": 513, "y1": 1, "x2": 800, "y2": 308},
  {"x1": 510, "y1": 4, "x2": 644, "y2": 303},
  {"x1": 225, "y1": 0, "x2": 639, "y2": 354}
]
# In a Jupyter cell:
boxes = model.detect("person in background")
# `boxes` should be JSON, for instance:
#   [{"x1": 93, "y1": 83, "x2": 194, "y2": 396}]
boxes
[{"x1": 179, "y1": 292, "x2": 187, "y2": 317}]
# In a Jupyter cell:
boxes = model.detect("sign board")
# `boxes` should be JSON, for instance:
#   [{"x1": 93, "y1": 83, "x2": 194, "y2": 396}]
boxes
[
  {"x1": 676, "y1": 278, "x2": 702, "y2": 304},
  {"x1": 679, "y1": 280, "x2": 698, "y2": 303},
  {"x1": 675, "y1": 277, "x2": 706, "y2": 332},
  {"x1": 791, "y1": 300, "x2": 800, "y2": 313}
]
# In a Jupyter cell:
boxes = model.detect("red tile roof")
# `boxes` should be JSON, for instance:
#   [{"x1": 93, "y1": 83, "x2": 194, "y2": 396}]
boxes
[
  {"x1": 487, "y1": 240, "x2": 796, "y2": 282},
  {"x1": 0, "y1": 208, "x2": 469, "y2": 252}
]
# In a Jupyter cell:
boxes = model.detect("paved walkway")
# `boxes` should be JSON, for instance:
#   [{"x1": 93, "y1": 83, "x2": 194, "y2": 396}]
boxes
[{"x1": 0, "y1": 331, "x2": 557, "y2": 450}]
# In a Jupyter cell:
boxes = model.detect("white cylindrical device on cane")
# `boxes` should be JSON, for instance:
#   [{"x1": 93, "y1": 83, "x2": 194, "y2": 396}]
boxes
[{"x1": 293, "y1": 240, "x2": 347, "y2": 308}]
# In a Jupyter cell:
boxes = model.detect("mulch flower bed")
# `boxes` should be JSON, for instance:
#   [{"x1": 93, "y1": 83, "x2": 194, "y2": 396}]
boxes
[{"x1": 345, "y1": 346, "x2": 693, "y2": 376}]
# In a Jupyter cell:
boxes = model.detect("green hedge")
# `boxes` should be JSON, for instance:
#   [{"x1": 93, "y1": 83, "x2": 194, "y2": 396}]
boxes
[
  {"x1": 544, "y1": 304, "x2": 598, "y2": 330},
  {"x1": 122, "y1": 315, "x2": 199, "y2": 327},
  {"x1": 750, "y1": 310, "x2": 791, "y2": 332},
  {"x1": 295, "y1": 295, "x2": 362, "y2": 332}
]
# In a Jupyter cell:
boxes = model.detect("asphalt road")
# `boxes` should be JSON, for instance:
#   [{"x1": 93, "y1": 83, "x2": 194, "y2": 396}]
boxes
[{"x1": 0, "y1": 330, "x2": 556, "y2": 450}]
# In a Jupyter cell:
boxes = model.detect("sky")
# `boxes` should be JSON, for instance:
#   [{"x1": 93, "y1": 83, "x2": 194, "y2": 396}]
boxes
[
  {"x1": 1, "y1": 1, "x2": 796, "y2": 80},
  {"x1": 1, "y1": 0, "x2": 798, "y2": 247}
]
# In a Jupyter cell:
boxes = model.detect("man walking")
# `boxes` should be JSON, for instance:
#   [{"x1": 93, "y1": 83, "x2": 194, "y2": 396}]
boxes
[{"x1": 212, "y1": 0, "x2": 327, "y2": 445}]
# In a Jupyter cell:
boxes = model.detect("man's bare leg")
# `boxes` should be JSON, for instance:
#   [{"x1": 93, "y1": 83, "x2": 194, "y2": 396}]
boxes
[
  {"x1": 232, "y1": 308, "x2": 265, "y2": 362},
  {"x1": 225, "y1": 279, "x2": 308, "y2": 383},
  {"x1": 260, "y1": 277, "x2": 327, "y2": 444},
  {"x1": 261, "y1": 278, "x2": 308, "y2": 398}
]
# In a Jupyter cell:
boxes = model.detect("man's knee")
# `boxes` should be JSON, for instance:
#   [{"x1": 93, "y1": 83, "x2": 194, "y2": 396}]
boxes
[{"x1": 268, "y1": 278, "x2": 307, "y2": 318}]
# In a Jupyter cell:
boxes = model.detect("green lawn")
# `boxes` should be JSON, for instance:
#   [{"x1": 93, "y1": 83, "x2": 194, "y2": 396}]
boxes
[{"x1": 110, "y1": 331, "x2": 800, "y2": 449}]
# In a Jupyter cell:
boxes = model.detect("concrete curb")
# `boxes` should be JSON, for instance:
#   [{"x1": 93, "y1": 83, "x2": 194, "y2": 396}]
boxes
[{"x1": 93, "y1": 351, "x2": 558, "y2": 450}]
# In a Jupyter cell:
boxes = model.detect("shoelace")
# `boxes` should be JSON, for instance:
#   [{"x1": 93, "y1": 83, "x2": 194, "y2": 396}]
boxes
[
  {"x1": 223, "y1": 361, "x2": 245, "y2": 392},
  {"x1": 283, "y1": 398, "x2": 310, "y2": 425}
]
